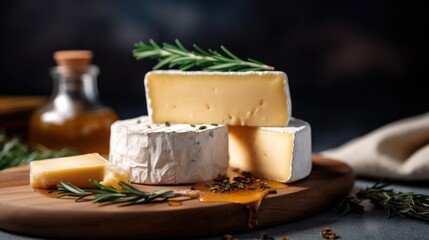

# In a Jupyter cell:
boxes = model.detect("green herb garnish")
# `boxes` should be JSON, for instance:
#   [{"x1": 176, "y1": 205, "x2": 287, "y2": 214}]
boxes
[
  {"x1": 339, "y1": 181, "x2": 429, "y2": 222},
  {"x1": 0, "y1": 131, "x2": 77, "y2": 171},
  {"x1": 133, "y1": 39, "x2": 274, "y2": 72},
  {"x1": 57, "y1": 180, "x2": 199, "y2": 205}
]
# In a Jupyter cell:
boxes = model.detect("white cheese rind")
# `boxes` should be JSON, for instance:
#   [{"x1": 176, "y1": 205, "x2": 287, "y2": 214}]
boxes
[
  {"x1": 109, "y1": 116, "x2": 228, "y2": 185},
  {"x1": 284, "y1": 118, "x2": 312, "y2": 182},
  {"x1": 144, "y1": 70, "x2": 292, "y2": 127},
  {"x1": 228, "y1": 118, "x2": 312, "y2": 183}
]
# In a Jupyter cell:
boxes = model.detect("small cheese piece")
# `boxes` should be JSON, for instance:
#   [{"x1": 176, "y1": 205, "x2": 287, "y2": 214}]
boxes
[
  {"x1": 228, "y1": 118, "x2": 312, "y2": 183},
  {"x1": 145, "y1": 70, "x2": 291, "y2": 127},
  {"x1": 109, "y1": 116, "x2": 228, "y2": 185},
  {"x1": 30, "y1": 153, "x2": 129, "y2": 189},
  {"x1": 101, "y1": 163, "x2": 130, "y2": 189}
]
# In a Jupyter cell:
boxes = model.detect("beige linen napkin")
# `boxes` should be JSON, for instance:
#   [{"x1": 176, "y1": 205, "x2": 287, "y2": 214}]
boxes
[{"x1": 323, "y1": 112, "x2": 429, "y2": 180}]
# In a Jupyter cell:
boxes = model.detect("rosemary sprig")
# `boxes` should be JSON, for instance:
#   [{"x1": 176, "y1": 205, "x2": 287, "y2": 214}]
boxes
[
  {"x1": 132, "y1": 39, "x2": 275, "y2": 72},
  {"x1": 0, "y1": 131, "x2": 77, "y2": 171},
  {"x1": 339, "y1": 181, "x2": 429, "y2": 222},
  {"x1": 57, "y1": 180, "x2": 199, "y2": 205}
]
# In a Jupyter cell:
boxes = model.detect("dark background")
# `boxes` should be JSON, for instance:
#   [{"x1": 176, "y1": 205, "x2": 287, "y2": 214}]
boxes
[{"x1": 1, "y1": 0, "x2": 428, "y2": 151}]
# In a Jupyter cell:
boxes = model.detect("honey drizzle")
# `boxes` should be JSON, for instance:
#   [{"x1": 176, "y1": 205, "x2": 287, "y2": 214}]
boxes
[
  {"x1": 168, "y1": 200, "x2": 183, "y2": 207},
  {"x1": 246, "y1": 202, "x2": 260, "y2": 229},
  {"x1": 192, "y1": 172, "x2": 287, "y2": 228}
]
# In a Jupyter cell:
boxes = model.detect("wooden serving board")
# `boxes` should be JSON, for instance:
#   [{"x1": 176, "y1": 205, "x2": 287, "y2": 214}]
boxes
[{"x1": 0, "y1": 155, "x2": 354, "y2": 239}]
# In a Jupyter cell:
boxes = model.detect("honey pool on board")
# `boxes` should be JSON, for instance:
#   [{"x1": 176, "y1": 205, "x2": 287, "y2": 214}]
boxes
[
  {"x1": 192, "y1": 170, "x2": 288, "y2": 228},
  {"x1": 193, "y1": 179, "x2": 287, "y2": 205}
]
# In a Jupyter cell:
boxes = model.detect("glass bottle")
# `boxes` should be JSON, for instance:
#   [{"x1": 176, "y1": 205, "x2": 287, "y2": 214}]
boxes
[{"x1": 28, "y1": 50, "x2": 118, "y2": 155}]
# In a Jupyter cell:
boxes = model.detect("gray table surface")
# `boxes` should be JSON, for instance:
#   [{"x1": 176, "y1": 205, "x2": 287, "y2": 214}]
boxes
[{"x1": 1, "y1": 179, "x2": 428, "y2": 240}]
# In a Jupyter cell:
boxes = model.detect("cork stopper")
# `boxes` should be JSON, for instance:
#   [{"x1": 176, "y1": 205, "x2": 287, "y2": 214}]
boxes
[
  {"x1": 53, "y1": 50, "x2": 93, "y2": 69},
  {"x1": 53, "y1": 50, "x2": 93, "y2": 78}
]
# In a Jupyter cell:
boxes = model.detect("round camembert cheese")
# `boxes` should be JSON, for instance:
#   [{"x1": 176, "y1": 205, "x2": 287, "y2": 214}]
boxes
[{"x1": 109, "y1": 116, "x2": 228, "y2": 185}]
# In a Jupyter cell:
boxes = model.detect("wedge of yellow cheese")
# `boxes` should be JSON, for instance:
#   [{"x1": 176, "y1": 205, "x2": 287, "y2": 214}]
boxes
[
  {"x1": 228, "y1": 118, "x2": 312, "y2": 183},
  {"x1": 30, "y1": 153, "x2": 129, "y2": 189},
  {"x1": 145, "y1": 70, "x2": 291, "y2": 127}
]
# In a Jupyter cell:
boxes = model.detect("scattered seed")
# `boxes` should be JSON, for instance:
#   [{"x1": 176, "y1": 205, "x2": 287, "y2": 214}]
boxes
[
  {"x1": 321, "y1": 228, "x2": 339, "y2": 239},
  {"x1": 203, "y1": 172, "x2": 271, "y2": 193},
  {"x1": 198, "y1": 125, "x2": 207, "y2": 130},
  {"x1": 213, "y1": 176, "x2": 229, "y2": 182},
  {"x1": 259, "y1": 181, "x2": 270, "y2": 190}
]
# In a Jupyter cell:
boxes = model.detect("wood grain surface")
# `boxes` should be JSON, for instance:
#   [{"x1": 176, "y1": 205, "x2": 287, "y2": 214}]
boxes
[{"x1": 0, "y1": 155, "x2": 354, "y2": 239}]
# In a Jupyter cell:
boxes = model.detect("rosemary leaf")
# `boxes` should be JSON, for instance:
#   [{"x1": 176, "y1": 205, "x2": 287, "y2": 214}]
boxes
[
  {"x1": 338, "y1": 196, "x2": 363, "y2": 216},
  {"x1": 153, "y1": 55, "x2": 177, "y2": 70},
  {"x1": 247, "y1": 58, "x2": 264, "y2": 65},
  {"x1": 59, "y1": 181, "x2": 86, "y2": 194},
  {"x1": 180, "y1": 62, "x2": 197, "y2": 71},
  {"x1": 175, "y1": 39, "x2": 190, "y2": 53},
  {"x1": 193, "y1": 44, "x2": 210, "y2": 55},
  {"x1": 220, "y1": 45, "x2": 242, "y2": 61},
  {"x1": 119, "y1": 183, "x2": 150, "y2": 197},
  {"x1": 90, "y1": 180, "x2": 118, "y2": 193},
  {"x1": 93, "y1": 193, "x2": 126, "y2": 203},
  {"x1": 75, "y1": 195, "x2": 90, "y2": 202},
  {"x1": 111, "y1": 196, "x2": 140, "y2": 203},
  {"x1": 204, "y1": 62, "x2": 242, "y2": 71},
  {"x1": 133, "y1": 39, "x2": 275, "y2": 72}
]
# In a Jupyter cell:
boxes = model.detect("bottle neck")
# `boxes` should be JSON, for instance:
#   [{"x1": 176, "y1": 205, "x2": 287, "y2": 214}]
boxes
[{"x1": 50, "y1": 65, "x2": 104, "y2": 110}]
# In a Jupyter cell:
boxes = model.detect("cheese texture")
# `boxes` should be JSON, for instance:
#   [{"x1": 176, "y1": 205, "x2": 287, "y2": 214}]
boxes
[
  {"x1": 144, "y1": 70, "x2": 291, "y2": 127},
  {"x1": 228, "y1": 118, "x2": 312, "y2": 183},
  {"x1": 109, "y1": 116, "x2": 228, "y2": 185},
  {"x1": 30, "y1": 153, "x2": 129, "y2": 189}
]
